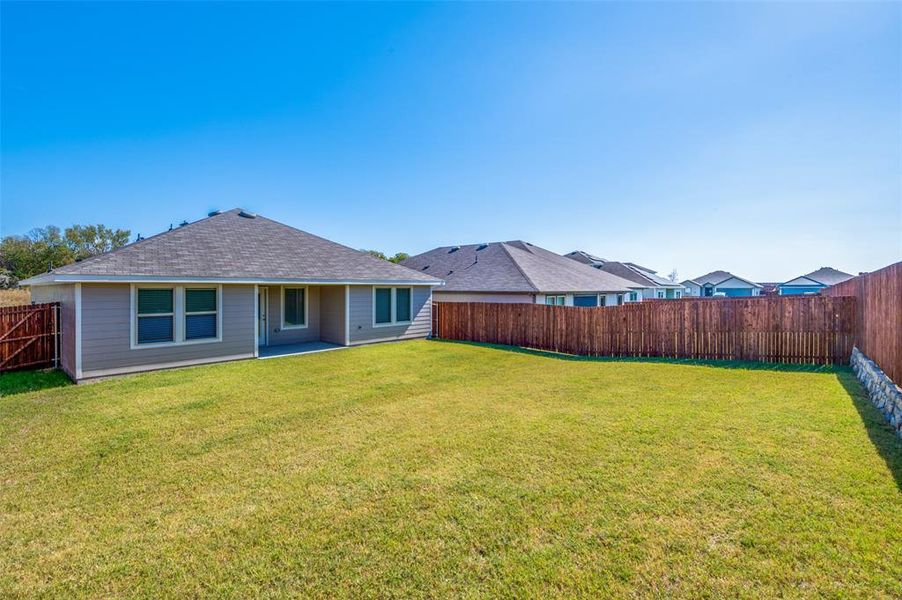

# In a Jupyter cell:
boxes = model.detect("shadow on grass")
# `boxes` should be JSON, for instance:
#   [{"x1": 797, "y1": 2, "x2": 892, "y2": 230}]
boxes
[
  {"x1": 431, "y1": 339, "x2": 849, "y2": 374},
  {"x1": 836, "y1": 372, "x2": 902, "y2": 490},
  {"x1": 0, "y1": 369, "x2": 72, "y2": 397}
]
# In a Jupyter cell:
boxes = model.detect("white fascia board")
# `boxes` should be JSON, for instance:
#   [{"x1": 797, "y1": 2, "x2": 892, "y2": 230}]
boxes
[{"x1": 22, "y1": 274, "x2": 445, "y2": 287}]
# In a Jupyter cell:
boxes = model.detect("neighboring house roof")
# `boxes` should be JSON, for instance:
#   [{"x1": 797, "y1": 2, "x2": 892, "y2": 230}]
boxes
[
  {"x1": 687, "y1": 270, "x2": 763, "y2": 288},
  {"x1": 780, "y1": 267, "x2": 855, "y2": 287},
  {"x1": 402, "y1": 242, "x2": 637, "y2": 293},
  {"x1": 565, "y1": 251, "x2": 679, "y2": 289},
  {"x1": 595, "y1": 262, "x2": 681, "y2": 289},
  {"x1": 564, "y1": 250, "x2": 607, "y2": 267},
  {"x1": 22, "y1": 209, "x2": 442, "y2": 286}
]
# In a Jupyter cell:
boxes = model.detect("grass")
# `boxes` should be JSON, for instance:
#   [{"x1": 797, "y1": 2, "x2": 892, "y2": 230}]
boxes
[
  {"x1": 1, "y1": 340, "x2": 900, "y2": 598},
  {"x1": 0, "y1": 288, "x2": 30, "y2": 307}
]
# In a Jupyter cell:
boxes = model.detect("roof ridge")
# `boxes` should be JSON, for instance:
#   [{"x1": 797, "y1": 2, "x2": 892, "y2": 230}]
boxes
[
  {"x1": 499, "y1": 243, "x2": 540, "y2": 292},
  {"x1": 54, "y1": 209, "x2": 237, "y2": 274}
]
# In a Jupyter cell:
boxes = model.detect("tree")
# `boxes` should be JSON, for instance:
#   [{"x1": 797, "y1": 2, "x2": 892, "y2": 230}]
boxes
[
  {"x1": 361, "y1": 250, "x2": 410, "y2": 264},
  {"x1": 361, "y1": 249, "x2": 389, "y2": 261},
  {"x1": 64, "y1": 224, "x2": 131, "y2": 261},
  {"x1": 0, "y1": 223, "x2": 131, "y2": 281},
  {"x1": 668, "y1": 269, "x2": 679, "y2": 282}
]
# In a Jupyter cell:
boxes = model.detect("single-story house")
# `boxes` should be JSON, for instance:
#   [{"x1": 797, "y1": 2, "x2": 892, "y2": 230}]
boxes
[
  {"x1": 565, "y1": 252, "x2": 682, "y2": 299},
  {"x1": 21, "y1": 209, "x2": 442, "y2": 382},
  {"x1": 401, "y1": 241, "x2": 642, "y2": 306},
  {"x1": 681, "y1": 270, "x2": 763, "y2": 297},
  {"x1": 777, "y1": 267, "x2": 854, "y2": 295}
]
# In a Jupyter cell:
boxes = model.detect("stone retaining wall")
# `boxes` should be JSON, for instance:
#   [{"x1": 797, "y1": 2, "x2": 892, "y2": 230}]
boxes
[{"x1": 851, "y1": 347, "x2": 902, "y2": 438}]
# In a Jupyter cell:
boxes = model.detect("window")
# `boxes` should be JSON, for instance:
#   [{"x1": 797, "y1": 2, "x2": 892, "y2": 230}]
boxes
[
  {"x1": 628, "y1": 291, "x2": 639, "y2": 302},
  {"x1": 599, "y1": 295, "x2": 607, "y2": 307},
  {"x1": 185, "y1": 288, "x2": 217, "y2": 340},
  {"x1": 573, "y1": 294, "x2": 598, "y2": 307},
  {"x1": 282, "y1": 287, "x2": 307, "y2": 328},
  {"x1": 545, "y1": 295, "x2": 564, "y2": 306},
  {"x1": 675, "y1": 290, "x2": 682, "y2": 299},
  {"x1": 395, "y1": 287, "x2": 411, "y2": 322},
  {"x1": 375, "y1": 288, "x2": 392, "y2": 324},
  {"x1": 132, "y1": 285, "x2": 222, "y2": 348},
  {"x1": 656, "y1": 290, "x2": 665, "y2": 299},
  {"x1": 137, "y1": 288, "x2": 174, "y2": 344},
  {"x1": 374, "y1": 287, "x2": 413, "y2": 326}
]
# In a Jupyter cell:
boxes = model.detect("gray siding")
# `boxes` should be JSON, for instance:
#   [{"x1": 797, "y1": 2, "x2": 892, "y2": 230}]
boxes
[
  {"x1": 29, "y1": 284, "x2": 77, "y2": 379},
  {"x1": 433, "y1": 291, "x2": 535, "y2": 304},
  {"x1": 348, "y1": 285, "x2": 431, "y2": 344},
  {"x1": 80, "y1": 283, "x2": 255, "y2": 377},
  {"x1": 264, "y1": 285, "x2": 321, "y2": 345},
  {"x1": 319, "y1": 285, "x2": 346, "y2": 344}
]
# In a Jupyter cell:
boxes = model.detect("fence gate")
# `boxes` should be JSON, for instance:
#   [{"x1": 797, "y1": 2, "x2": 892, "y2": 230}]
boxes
[{"x1": 0, "y1": 303, "x2": 60, "y2": 373}]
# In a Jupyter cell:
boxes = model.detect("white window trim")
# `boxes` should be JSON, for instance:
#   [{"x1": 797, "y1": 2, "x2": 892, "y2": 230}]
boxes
[
  {"x1": 130, "y1": 284, "x2": 223, "y2": 350},
  {"x1": 656, "y1": 289, "x2": 666, "y2": 299},
  {"x1": 373, "y1": 286, "x2": 413, "y2": 328},
  {"x1": 281, "y1": 285, "x2": 309, "y2": 330},
  {"x1": 544, "y1": 294, "x2": 565, "y2": 306}
]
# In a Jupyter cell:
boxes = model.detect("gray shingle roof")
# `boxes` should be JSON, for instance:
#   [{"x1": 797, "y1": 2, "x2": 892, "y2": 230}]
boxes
[
  {"x1": 564, "y1": 250, "x2": 607, "y2": 266},
  {"x1": 686, "y1": 270, "x2": 762, "y2": 288},
  {"x1": 596, "y1": 262, "x2": 681, "y2": 288},
  {"x1": 402, "y1": 242, "x2": 637, "y2": 293},
  {"x1": 31, "y1": 209, "x2": 441, "y2": 284},
  {"x1": 786, "y1": 267, "x2": 855, "y2": 286}
]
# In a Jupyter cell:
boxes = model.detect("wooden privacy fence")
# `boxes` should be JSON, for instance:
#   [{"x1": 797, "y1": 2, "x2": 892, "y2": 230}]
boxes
[
  {"x1": 433, "y1": 295, "x2": 857, "y2": 365},
  {"x1": 0, "y1": 303, "x2": 60, "y2": 373},
  {"x1": 822, "y1": 262, "x2": 901, "y2": 384}
]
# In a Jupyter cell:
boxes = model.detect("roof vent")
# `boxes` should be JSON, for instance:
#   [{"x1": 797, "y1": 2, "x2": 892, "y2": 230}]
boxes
[
  {"x1": 208, "y1": 210, "x2": 221, "y2": 217},
  {"x1": 179, "y1": 220, "x2": 189, "y2": 227},
  {"x1": 238, "y1": 210, "x2": 257, "y2": 219},
  {"x1": 477, "y1": 243, "x2": 488, "y2": 251},
  {"x1": 448, "y1": 246, "x2": 460, "y2": 253},
  {"x1": 422, "y1": 265, "x2": 430, "y2": 270}
]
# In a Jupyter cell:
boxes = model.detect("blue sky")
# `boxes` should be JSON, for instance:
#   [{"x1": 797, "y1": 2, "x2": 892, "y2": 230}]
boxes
[{"x1": 1, "y1": 2, "x2": 899, "y2": 282}]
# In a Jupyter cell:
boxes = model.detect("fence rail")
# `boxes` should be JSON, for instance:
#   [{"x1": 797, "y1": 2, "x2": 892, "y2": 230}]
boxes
[
  {"x1": 433, "y1": 295, "x2": 857, "y2": 365},
  {"x1": 822, "y1": 262, "x2": 901, "y2": 384},
  {"x1": 0, "y1": 303, "x2": 60, "y2": 373}
]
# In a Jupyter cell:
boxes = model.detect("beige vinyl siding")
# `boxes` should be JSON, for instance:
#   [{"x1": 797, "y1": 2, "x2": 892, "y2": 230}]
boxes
[
  {"x1": 29, "y1": 283, "x2": 77, "y2": 380},
  {"x1": 347, "y1": 285, "x2": 431, "y2": 344},
  {"x1": 264, "y1": 285, "x2": 320, "y2": 345},
  {"x1": 433, "y1": 291, "x2": 535, "y2": 304},
  {"x1": 319, "y1": 286, "x2": 346, "y2": 344},
  {"x1": 80, "y1": 283, "x2": 255, "y2": 377}
]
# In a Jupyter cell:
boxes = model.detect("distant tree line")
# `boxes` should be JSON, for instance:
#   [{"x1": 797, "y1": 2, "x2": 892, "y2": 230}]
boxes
[
  {"x1": 0, "y1": 224, "x2": 131, "y2": 287},
  {"x1": 361, "y1": 249, "x2": 410, "y2": 264}
]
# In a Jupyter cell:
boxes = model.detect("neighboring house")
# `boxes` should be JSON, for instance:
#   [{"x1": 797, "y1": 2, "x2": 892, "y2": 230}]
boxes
[
  {"x1": 682, "y1": 270, "x2": 763, "y2": 297},
  {"x1": 565, "y1": 251, "x2": 682, "y2": 299},
  {"x1": 401, "y1": 241, "x2": 641, "y2": 307},
  {"x1": 21, "y1": 209, "x2": 442, "y2": 382},
  {"x1": 778, "y1": 267, "x2": 854, "y2": 295}
]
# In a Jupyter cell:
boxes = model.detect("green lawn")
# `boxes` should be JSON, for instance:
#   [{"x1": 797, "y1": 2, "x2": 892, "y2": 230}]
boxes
[{"x1": 1, "y1": 340, "x2": 900, "y2": 598}]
